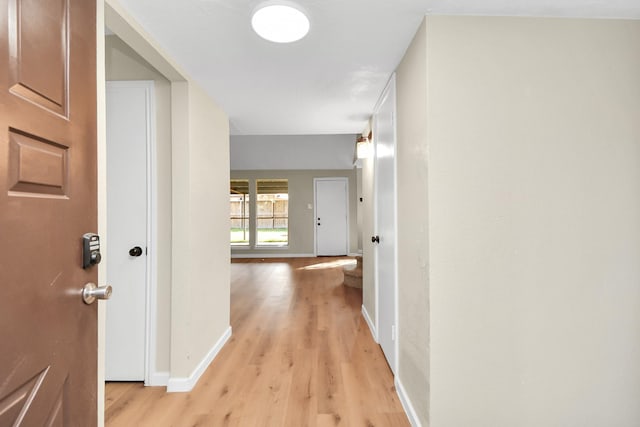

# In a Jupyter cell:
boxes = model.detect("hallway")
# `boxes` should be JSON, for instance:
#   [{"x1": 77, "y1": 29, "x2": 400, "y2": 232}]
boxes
[{"x1": 105, "y1": 257, "x2": 409, "y2": 426}]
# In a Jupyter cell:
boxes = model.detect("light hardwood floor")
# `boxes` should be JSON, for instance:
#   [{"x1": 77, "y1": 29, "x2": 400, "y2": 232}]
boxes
[{"x1": 105, "y1": 257, "x2": 409, "y2": 426}]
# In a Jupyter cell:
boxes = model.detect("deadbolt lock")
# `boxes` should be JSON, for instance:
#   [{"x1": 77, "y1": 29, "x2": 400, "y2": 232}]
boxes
[{"x1": 82, "y1": 233, "x2": 101, "y2": 269}]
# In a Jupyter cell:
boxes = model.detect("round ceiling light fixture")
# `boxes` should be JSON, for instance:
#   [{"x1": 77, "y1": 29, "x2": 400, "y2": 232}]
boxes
[{"x1": 251, "y1": 2, "x2": 310, "y2": 43}]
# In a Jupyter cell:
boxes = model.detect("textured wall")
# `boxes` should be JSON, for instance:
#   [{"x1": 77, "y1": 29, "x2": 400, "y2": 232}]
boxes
[
  {"x1": 426, "y1": 16, "x2": 640, "y2": 427},
  {"x1": 396, "y1": 19, "x2": 430, "y2": 426},
  {"x1": 170, "y1": 82, "x2": 231, "y2": 379}
]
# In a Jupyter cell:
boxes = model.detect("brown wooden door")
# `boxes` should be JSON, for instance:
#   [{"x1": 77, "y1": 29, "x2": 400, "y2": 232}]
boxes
[{"x1": 0, "y1": 0, "x2": 98, "y2": 425}]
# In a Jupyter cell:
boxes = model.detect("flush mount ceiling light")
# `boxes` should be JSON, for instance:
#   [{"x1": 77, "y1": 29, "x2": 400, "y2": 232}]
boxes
[{"x1": 251, "y1": 2, "x2": 310, "y2": 43}]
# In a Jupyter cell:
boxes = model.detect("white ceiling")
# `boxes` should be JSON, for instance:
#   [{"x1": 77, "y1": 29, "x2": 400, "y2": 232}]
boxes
[{"x1": 115, "y1": 0, "x2": 640, "y2": 136}]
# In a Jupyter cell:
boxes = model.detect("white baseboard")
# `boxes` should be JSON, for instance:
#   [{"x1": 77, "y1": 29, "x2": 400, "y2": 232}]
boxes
[
  {"x1": 146, "y1": 371, "x2": 169, "y2": 387},
  {"x1": 166, "y1": 326, "x2": 232, "y2": 393},
  {"x1": 231, "y1": 253, "x2": 315, "y2": 259},
  {"x1": 395, "y1": 377, "x2": 423, "y2": 427},
  {"x1": 361, "y1": 305, "x2": 377, "y2": 343},
  {"x1": 348, "y1": 252, "x2": 362, "y2": 257}
]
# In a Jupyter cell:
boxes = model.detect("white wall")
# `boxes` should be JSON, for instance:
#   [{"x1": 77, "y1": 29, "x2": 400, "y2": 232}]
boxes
[
  {"x1": 395, "y1": 19, "x2": 430, "y2": 427},
  {"x1": 394, "y1": 15, "x2": 640, "y2": 427},
  {"x1": 231, "y1": 134, "x2": 356, "y2": 170},
  {"x1": 171, "y1": 82, "x2": 231, "y2": 380},
  {"x1": 428, "y1": 16, "x2": 640, "y2": 426}
]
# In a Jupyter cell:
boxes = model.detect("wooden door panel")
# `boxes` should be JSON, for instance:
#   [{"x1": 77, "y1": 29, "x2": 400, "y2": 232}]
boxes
[
  {"x1": 0, "y1": 0, "x2": 97, "y2": 425},
  {"x1": 9, "y1": 129, "x2": 68, "y2": 196},
  {"x1": 7, "y1": 0, "x2": 68, "y2": 116},
  {"x1": 0, "y1": 367, "x2": 68, "y2": 426}
]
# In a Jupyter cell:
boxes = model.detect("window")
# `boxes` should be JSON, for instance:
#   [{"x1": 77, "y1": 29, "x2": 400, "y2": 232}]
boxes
[
  {"x1": 256, "y1": 179, "x2": 288, "y2": 246},
  {"x1": 230, "y1": 180, "x2": 250, "y2": 246}
]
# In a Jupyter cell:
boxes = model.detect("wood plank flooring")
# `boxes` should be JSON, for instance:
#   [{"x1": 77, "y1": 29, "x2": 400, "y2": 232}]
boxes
[{"x1": 105, "y1": 257, "x2": 409, "y2": 427}]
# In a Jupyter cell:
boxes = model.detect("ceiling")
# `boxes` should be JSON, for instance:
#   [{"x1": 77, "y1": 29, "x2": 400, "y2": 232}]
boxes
[{"x1": 114, "y1": 0, "x2": 640, "y2": 136}]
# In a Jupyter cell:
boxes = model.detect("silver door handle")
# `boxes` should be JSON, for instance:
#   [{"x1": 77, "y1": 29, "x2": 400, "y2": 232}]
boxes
[{"x1": 82, "y1": 282, "x2": 113, "y2": 305}]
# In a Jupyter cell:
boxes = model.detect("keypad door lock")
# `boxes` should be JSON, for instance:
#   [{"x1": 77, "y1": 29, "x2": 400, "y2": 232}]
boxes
[{"x1": 82, "y1": 233, "x2": 102, "y2": 269}]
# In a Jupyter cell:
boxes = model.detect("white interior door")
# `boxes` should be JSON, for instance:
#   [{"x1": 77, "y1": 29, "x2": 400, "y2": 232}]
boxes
[
  {"x1": 374, "y1": 75, "x2": 398, "y2": 374},
  {"x1": 315, "y1": 178, "x2": 348, "y2": 256},
  {"x1": 106, "y1": 81, "x2": 152, "y2": 381}
]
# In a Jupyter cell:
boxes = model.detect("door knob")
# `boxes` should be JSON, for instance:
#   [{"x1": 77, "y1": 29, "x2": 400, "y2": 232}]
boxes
[
  {"x1": 129, "y1": 246, "x2": 143, "y2": 257},
  {"x1": 371, "y1": 235, "x2": 380, "y2": 244},
  {"x1": 82, "y1": 282, "x2": 112, "y2": 305}
]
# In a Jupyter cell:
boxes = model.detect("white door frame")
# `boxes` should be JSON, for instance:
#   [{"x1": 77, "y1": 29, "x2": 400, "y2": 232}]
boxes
[
  {"x1": 106, "y1": 80, "x2": 159, "y2": 385},
  {"x1": 313, "y1": 177, "x2": 350, "y2": 256},
  {"x1": 372, "y1": 74, "x2": 399, "y2": 374}
]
